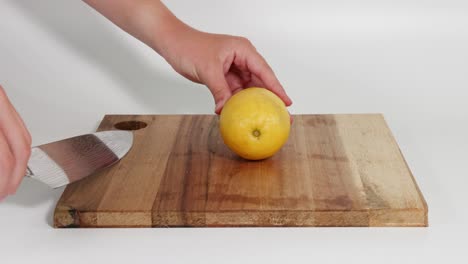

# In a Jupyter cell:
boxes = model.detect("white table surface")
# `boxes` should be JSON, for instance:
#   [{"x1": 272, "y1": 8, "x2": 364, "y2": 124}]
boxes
[{"x1": 1, "y1": 1, "x2": 467, "y2": 263}]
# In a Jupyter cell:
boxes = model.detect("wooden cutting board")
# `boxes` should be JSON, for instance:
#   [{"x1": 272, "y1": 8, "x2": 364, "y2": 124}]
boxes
[{"x1": 54, "y1": 114, "x2": 427, "y2": 227}]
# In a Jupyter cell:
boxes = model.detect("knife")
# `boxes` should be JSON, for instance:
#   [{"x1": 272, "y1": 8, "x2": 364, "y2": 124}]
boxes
[{"x1": 25, "y1": 130, "x2": 133, "y2": 188}]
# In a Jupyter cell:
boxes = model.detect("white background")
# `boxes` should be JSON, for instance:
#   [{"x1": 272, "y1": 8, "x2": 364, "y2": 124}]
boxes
[{"x1": 1, "y1": 0, "x2": 467, "y2": 263}]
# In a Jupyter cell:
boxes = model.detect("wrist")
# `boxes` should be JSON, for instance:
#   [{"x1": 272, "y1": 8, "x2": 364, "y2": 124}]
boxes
[{"x1": 150, "y1": 17, "x2": 191, "y2": 60}]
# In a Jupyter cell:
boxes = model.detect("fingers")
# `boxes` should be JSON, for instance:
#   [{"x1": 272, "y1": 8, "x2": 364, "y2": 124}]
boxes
[
  {"x1": 247, "y1": 74, "x2": 267, "y2": 89},
  {"x1": 246, "y1": 52, "x2": 292, "y2": 106},
  {"x1": 0, "y1": 132, "x2": 14, "y2": 200},
  {"x1": 203, "y1": 69, "x2": 232, "y2": 114},
  {"x1": 0, "y1": 86, "x2": 31, "y2": 147},
  {"x1": 225, "y1": 72, "x2": 243, "y2": 95},
  {"x1": 0, "y1": 86, "x2": 31, "y2": 197},
  {"x1": 228, "y1": 65, "x2": 252, "y2": 85},
  {"x1": 230, "y1": 38, "x2": 292, "y2": 106},
  {"x1": 8, "y1": 134, "x2": 31, "y2": 195},
  {"x1": 10, "y1": 99, "x2": 32, "y2": 194},
  {"x1": 11, "y1": 104, "x2": 32, "y2": 147}
]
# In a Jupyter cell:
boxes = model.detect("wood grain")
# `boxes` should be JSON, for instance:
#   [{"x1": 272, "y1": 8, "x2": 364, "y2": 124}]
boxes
[{"x1": 54, "y1": 114, "x2": 427, "y2": 227}]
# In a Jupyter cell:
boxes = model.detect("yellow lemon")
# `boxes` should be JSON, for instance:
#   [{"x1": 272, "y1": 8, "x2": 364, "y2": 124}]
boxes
[{"x1": 219, "y1": 87, "x2": 290, "y2": 160}]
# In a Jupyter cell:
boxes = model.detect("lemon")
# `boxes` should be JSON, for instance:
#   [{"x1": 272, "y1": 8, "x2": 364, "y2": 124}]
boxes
[{"x1": 219, "y1": 87, "x2": 290, "y2": 160}]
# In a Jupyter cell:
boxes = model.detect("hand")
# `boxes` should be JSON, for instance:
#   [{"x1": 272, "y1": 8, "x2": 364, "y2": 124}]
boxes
[
  {"x1": 160, "y1": 26, "x2": 293, "y2": 114},
  {"x1": 0, "y1": 85, "x2": 32, "y2": 201},
  {"x1": 83, "y1": 0, "x2": 293, "y2": 114}
]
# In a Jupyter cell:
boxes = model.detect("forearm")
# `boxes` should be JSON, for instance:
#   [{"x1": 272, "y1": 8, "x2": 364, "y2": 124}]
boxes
[
  {"x1": 83, "y1": 0, "x2": 188, "y2": 57},
  {"x1": 83, "y1": 0, "x2": 291, "y2": 113}
]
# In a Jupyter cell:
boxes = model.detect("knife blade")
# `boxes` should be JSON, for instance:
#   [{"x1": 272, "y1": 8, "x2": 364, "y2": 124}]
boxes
[{"x1": 26, "y1": 130, "x2": 133, "y2": 188}]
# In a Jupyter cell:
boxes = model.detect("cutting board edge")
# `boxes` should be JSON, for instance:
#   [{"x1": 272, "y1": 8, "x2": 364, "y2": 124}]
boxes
[{"x1": 53, "y1": 207, "x2": 427, "y2": 228}]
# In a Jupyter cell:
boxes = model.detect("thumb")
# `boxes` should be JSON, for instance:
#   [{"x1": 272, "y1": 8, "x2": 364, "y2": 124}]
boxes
[{"x1": 204, "y1": 70, "x2": 232, "y2": 114}]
